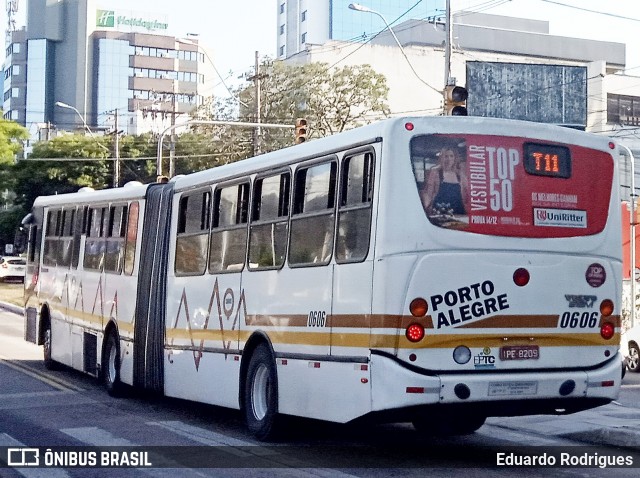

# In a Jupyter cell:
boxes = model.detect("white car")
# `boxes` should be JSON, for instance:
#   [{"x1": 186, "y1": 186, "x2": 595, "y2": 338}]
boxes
[
  {"x1": 0, "y1": 256, "x2": 26, "y2": 283},
  {"x1": 622, "y1": 325, "x2": 640, "y2": 374}
]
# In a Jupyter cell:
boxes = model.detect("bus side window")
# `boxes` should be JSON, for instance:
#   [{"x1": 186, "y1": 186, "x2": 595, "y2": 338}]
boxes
[
  {"x1": 248, "y1": 172, "x2": 290, "y2": 270},
  {"x1": 104, "y1": 205, "x2": 127, "y2": 273},
  {"x1": 123, "y1": 201, "x2": 139, "y2": 276},
  {"x1": 175, "y1": 190, "x2": 210, "y2": 276},
  {"x1": 57, "y1": 208, "x2": 75, "y2": 268},
  {"x1": 43, "y1": 209, "x2": 61, "y2": 267},
  {"x1": 289, "y1": 160, "x2": 337, "y2": 266},
  {"x1": 71, "y1": 206, "x2": 87, "y2": 269},
  {"x1": 336, "y1": 151, "x2": 375, "y2": 263},
  {"x1": 209, "y1": 182, "x2": 249, "y2": 273},
  {"x1": 84, "y1": 207, "x2": 106, "y2": 271}
]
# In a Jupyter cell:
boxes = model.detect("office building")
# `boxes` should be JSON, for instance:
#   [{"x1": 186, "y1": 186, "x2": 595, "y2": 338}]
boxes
[
  {"x1": 3, "y1": 0, "x2": 215, "y2": 142},
  {"x1": 277, "y1": 0, "x2": 445, "y2": 59}
]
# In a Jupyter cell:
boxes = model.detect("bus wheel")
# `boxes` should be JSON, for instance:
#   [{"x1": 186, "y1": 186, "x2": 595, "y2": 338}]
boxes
[
  {"x1": 413, "y1": 413, "x2": 486, "y2": 436},
  {"x1": 43, "y1": 320, "x2": 57, "y2": 370},
  {"x1": 243, "y1": 344, "x2": 279, "y2": 441},
  {"x1": 103, "y1": 332, "x2": 125, "y2": 397}
]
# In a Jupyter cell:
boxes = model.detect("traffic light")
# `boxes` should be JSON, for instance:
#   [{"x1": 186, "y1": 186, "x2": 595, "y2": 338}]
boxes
[
  {"x1": 295, "y1": 118, "x2": 308, "y2": 144},
  {"x1": 444, "y1": 85, "x2": 468, "y2": 116}
]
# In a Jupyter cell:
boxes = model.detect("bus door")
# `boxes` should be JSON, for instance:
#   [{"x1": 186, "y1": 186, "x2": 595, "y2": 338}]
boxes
[
  {"x1": 133, "y1": 182, "x2": 174, "y2": 393},
  {"x1": 330, "y1": 148, "x2": 377, "y2": 358},
  {"x1": 288, "y1": 159, "x2": 341, "y2": 358}
]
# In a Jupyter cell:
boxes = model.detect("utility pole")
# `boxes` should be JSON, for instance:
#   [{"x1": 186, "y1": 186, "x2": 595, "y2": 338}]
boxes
[
  {"x1": 254, "y1": 51, "x2": 262, "y2": 156},
  {"x1": 113, "y1": 108, "x2": 120, "y2": 187},
  {"x1": 444, "y1": 0, "x2": 452, "y2": 88},
  {"x1": 169, "y1": 82, "x2": 177, "y2": 178}
]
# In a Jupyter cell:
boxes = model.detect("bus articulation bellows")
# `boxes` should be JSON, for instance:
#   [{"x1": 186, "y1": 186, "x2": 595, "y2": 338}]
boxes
[{"x1": 23, "y1": 116, "x2": 623, "y2": 439}]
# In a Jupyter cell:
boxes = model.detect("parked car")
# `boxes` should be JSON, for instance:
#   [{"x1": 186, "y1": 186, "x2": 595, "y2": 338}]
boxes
[
  {"x1": 622, "y1": 325, "x2": 640, "y2": 374},
  {"x1": 0, "y1": 256, "x2": 26, "y2": 283}
]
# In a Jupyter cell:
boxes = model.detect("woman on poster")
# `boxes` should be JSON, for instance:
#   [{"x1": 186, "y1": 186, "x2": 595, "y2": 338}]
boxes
[{"x1": 421, "y1": 147, "x2": 469, "y2": 216}]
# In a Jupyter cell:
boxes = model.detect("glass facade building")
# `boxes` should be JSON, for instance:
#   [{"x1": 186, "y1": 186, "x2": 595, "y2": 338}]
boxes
[{"x1": 278, "y1": 0, "x2": 445, "y2": 59}]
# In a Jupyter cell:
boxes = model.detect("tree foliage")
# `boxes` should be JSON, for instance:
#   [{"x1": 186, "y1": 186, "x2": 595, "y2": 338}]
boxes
[
  {"x1": 189, "y1": 60, "x2": 390, "y2": 166},
  {"x1": 0, "y1": 118, "x2": 28, "y2": 165}
]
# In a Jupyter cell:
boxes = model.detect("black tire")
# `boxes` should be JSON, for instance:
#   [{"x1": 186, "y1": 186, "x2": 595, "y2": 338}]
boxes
[
  {"x1": 628, "y1": 343, "x2": 640, "y2": 373},
  {"x1": 243, "y1": 344, "x2": 279, "y2": 441},
  {"x1": 413, "y1": 413, "x2": 486, "y2": 436},
  {"x1": 103, "y1": 332, "x2": 125, "y2": 397},
  {"x1": 42, "y1": 320, "x2": 57, "y2": 370}
]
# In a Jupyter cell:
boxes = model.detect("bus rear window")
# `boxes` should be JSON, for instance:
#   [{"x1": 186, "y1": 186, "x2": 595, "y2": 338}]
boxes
[{"x1": 410, "y1": 134, "x2": 613, "y2": 238}]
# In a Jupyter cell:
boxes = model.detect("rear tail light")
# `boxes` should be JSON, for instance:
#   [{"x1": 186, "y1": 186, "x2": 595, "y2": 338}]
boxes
[
  {"x1": 406, "y1": 323, "x2": 425, "y2": 342},
  {"x1": 600, "y1": 322, "x2": 615, "y2": 340},
  {"x1": 409, "y1": 298, "x2": 428, "y2": 317},
  {"x1": 599, "y1": 299, "x2": 614, "y2": 316}
]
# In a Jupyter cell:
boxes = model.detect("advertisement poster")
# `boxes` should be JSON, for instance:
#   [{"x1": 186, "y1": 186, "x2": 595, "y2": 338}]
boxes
[{"x1": 410, "y1": 134, "x2": 613, "y2": 238}]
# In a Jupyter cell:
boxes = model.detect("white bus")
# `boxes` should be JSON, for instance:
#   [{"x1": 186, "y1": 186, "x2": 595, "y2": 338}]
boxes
[{"x1": 23, "y1": 116, "x2": 623, "y2": 439}]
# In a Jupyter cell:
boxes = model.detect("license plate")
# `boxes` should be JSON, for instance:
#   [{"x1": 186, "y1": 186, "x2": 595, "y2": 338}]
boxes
[{"x1": 500, "y1": 345, "x2": 539, "y2": 361}]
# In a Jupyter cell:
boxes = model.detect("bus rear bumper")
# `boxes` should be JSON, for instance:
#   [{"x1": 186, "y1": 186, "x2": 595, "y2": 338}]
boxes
[{"x1": 370, "y1": 352, "x2": 621, "y2": 417}]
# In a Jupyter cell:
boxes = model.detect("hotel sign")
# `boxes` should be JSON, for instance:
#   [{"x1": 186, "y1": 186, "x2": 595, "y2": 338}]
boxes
[{"x1": 96, "y1": 9, "x2": 169, "y2": 33}]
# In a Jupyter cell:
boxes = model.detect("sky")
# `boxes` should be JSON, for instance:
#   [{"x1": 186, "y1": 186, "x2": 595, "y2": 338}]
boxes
[{"x1": 1, "y1": 0, "x2": 638, "y2": 89}]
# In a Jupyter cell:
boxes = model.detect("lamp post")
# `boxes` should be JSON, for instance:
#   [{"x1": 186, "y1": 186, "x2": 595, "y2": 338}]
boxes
[
  {"x1": 348, "y1": 3, "x2": 440, "y2": 95},
  {"x1": 55, "y1": 101, "x2": 119, "y2": 186}
]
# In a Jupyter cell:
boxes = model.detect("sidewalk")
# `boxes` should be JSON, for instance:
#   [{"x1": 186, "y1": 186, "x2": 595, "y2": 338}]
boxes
[{"x1": 489, "y1": 400, "x2": 640, "y2": 451}]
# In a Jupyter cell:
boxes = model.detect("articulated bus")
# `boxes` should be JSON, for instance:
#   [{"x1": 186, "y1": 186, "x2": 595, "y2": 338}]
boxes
[{"x1": 23, "y1": 116, "x2": 623, "y2": 439}]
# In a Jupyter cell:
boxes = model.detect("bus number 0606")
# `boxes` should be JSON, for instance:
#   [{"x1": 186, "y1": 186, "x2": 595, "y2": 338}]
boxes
[{"x1": 559, "y1": 311, "x2": 598, "y2": 329}]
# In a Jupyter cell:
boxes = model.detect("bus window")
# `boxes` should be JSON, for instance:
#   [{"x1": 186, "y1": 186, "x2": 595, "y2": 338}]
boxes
[
  {"x1": 104, "y1": 205, "x2": 127, "y2": 273},
  {"x1": 248, "y1": 172, "x2": 290, "y2": 269},
  {"x1": 43, "y1": 209, "x2": 61, "y2": 267},
  {"x1": 289, "y1": 160, "x2": 337, "y2": 266},
  {"x1": 209, "y1": 182, "x2": 249, "y2": 273},
  {"x1": 175, "y1": 190, "x2": 210, "y2": 275},
  {"x1": 84, "y1": 207, "x2": 106, "y2": 270},
  {"x1": 123, "y1": 201, "x2": 139, "y2": 276},
  {"x1": 58, "y1": 208, "x2": 75, "y2": 268},
  {"x1": 71, "y1": 206, "x2": 86, "y2": 269},
  {"x1": 336, "y1": 151, "x2": 374, "y2": 263}
]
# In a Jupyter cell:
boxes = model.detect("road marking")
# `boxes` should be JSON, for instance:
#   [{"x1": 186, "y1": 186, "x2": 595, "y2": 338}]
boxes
[
  {"x1": 621, "y1": 383, "x2": 640, "y2": 389},
  {"x1": 0, "y1": 354, "x2": 84, "y2": 392},
  {"x1": 60, "y1": 426, "x2": 135, "y2": 446},
  {"x1": 0, "y1": 433, "x2": 72, "y2": 478}
]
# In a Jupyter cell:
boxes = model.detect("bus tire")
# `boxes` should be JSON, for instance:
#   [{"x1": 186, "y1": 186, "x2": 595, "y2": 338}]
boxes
[
  {"x1": 43, "y1": 319, "x2": 57, "y2": 370},
  {"x1": 103, "y1": 332, "x2": 125, "y2": 397},
  {"x1": 628, "y1": 342, "x2": 640, "y2": 373},
  {"x1": 413, "y1": 413, "x2": 486, "y2": 436},
  {"x1": 243, "y1": 343, "x2": 279, "y2": 441}
]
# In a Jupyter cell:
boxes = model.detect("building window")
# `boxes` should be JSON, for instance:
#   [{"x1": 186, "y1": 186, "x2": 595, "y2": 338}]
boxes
[
  {"x1": 279, "y1": 45, "x2": 285, "y2": 57},
  {"x1": 301, "y1": 32, "x2": 307, "y2": 44},
  {"x1": 280, "y1": 3, "x2": 285, "y2": 14},
  {"x1": 280, "y1": 24, "x2": 285, "y2": 35},
  {"x1": 608, "y1": 93, "x2": 640, "y2": 126},
  {"x1": 301, "y1": 10, "x2": 307, "y2": 22}
]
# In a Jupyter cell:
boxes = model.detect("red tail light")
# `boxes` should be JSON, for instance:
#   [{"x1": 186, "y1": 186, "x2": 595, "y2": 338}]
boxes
[
  {"x1": 600, "y1": 322, "x2": 615, "y2": 340},
  {"x1": 406, "y1": 323, "x2": 425, "y2": 342}
]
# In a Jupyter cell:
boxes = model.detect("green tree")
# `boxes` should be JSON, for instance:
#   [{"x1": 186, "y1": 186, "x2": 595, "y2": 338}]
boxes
[
  {"x1": 0, "y1": 118, "x2": 29, "y2": 250},
  {"x1": 189, "y1": 60, "x2": 390, "y2": 166},
  {"x1": 0, "y1": 117, "x2": 28, "y2": 164}
]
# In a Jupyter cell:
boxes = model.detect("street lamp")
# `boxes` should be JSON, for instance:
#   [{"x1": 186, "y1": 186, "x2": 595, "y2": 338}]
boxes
[
  {"x1": 55, "y1": 101, "x2": 107, "y2": 146},
  {"x1": 55, "y1": 101, "x2": 119, "y2": 186},
  {"x1": 348, "y1": 3, "x2": 440, "y2": 95}
]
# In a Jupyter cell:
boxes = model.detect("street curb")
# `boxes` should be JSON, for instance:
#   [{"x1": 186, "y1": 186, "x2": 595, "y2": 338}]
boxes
[
  {"x1": 0, "y1": 301, "x2": 23, "y2": 316},
  {"x1": 560, "y1": 428, "x2": 640, "y2": 452}
]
